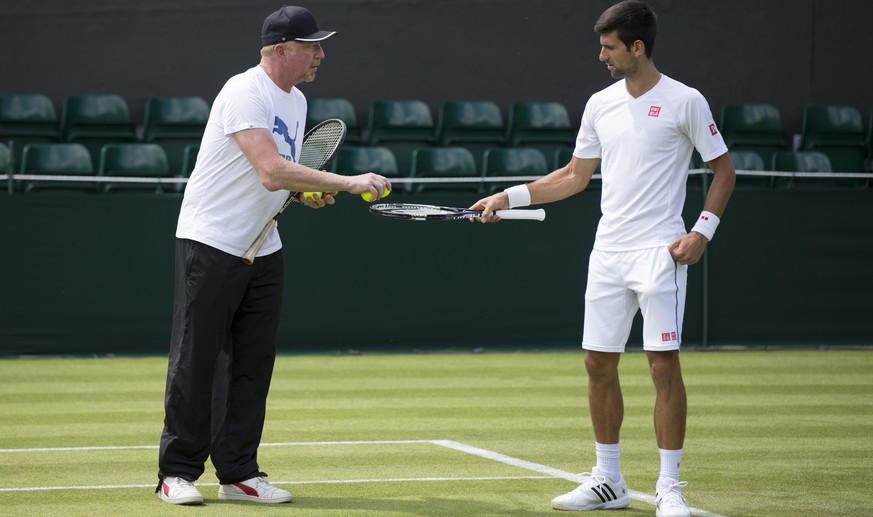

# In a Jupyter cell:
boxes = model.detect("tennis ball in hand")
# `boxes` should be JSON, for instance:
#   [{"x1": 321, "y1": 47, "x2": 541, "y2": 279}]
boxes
[
  {"x1": 361, "y1": 188, "x2": 391, "y2": 202},
  {"x1": 302, "y1": 192, "x2": 323, "y2": 202}
]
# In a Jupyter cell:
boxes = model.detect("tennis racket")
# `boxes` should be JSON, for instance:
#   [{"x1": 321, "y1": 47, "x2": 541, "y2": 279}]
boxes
[
  {"x1": 242, "y1": 118, "x2": 346, "y2": 265},
  {"x1": 369, "y1": 203, "x2": 546, "y2": 221}
]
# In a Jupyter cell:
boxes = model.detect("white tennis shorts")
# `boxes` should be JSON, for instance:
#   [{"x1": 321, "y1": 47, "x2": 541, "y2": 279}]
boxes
[{"x1": 582, "y1": 246, "x2": 687, "y2": 353}]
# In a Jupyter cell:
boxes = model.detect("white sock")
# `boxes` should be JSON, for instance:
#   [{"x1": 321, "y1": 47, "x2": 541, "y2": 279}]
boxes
[
  {"x1": 595, "y1": 442, "x2": 621, "y2": 482},
  {"x1": 658, "y1": 448, "x2": 683, "y2": 483}
]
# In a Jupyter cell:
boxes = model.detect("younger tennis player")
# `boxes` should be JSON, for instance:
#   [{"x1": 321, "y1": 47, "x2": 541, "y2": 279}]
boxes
[{"x1": 472, "y1": 2, "x2": 735, "y2": 516}]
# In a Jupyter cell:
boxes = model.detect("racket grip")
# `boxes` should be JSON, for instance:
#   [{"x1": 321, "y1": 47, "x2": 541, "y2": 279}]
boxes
[
  {"x1": 494, "y1": 208, "x2": 546, "y2": 221},
  {"x1": 242, "y1": 219, "x2": 277, "y2": 265}
]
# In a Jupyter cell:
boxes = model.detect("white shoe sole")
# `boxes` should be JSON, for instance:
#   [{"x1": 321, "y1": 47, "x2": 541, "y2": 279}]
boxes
[
  {"x1": 159, "y1": 493, "x2": 203, "y2": 505},
  {"x1": 218, "y1": 491, "x2": 292, "y2": 504},
  {"x1": 552, "y1": 496, "x2": 630, "y2": 511}
]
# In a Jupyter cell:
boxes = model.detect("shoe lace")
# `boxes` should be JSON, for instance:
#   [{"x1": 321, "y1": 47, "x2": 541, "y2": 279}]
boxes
[
  {"x1": 657, "y1": 480, "x2": 689, "y2": 506},
  {"x1": 254, "y1": 476, "x2": 279, "y2": 495},
  {"x1": 573, "y1": 471, "x2": 607, "y2": 488}
]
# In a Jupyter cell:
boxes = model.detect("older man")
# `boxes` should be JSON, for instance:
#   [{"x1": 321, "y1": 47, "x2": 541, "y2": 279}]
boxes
[{"x1": 156, "y1": 5, "x2": 390, "y2": 505}]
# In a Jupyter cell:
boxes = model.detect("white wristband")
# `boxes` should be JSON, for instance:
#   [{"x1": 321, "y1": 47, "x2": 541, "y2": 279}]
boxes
[
  {"x1": 504, "y1": 184, "x2": 531, "y2": 208},
  {"x1": 691, "y1": 211, "x2": 720, "y2": 241}
]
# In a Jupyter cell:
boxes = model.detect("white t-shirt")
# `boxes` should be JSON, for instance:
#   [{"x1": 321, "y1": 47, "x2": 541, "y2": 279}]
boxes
[
  {"x1": 574, "y1": 74, "x2": 727, "y2": 252},
  {"x1": 176, "y1": 65, "x2": 307, "y2": 257}
]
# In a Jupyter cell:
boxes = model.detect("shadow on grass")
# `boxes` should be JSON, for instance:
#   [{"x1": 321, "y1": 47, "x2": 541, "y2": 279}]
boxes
[{"x1": 205, "y1": 495, "x2": 655, "y2": 516}]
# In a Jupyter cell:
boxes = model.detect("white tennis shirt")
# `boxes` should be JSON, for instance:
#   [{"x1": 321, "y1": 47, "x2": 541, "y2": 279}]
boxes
[
  {"x1": 574, "y1": 74, "x2": 727, "y2": 251},
  {"x1": 176, "y1": 65, "x2": 306, "y2": 257}
]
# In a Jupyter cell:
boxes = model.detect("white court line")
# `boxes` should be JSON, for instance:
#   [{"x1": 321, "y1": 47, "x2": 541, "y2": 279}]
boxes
[
  {"x1": 0, "y1": 439, "x2": 727, "y2": 516},
  {"x1": 432, "y1": 440, "x2": 726, "y2": 517},
  {"x1": 0, "y1": 476, "x2": 552, "y2": 493},
  {"x1": 0, "y1": 440, "x2": 432, "y2": 454}
]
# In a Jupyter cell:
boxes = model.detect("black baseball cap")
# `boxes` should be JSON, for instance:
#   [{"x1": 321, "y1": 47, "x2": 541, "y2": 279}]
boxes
[{"x1": 261, "y1": 6, "x2": 336, "y2": 45}]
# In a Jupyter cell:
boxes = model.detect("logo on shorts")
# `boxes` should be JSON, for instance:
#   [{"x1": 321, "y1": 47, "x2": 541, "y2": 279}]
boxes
[
  {"x1": 648, "y1": 106, "x2": 661, "y2": 117},
  {"x1": 709, "y1": 123, "x2": 718, "y2": 135},
  {"x1": 661, "y1": 332, "x2": 678, "y2": 342}
]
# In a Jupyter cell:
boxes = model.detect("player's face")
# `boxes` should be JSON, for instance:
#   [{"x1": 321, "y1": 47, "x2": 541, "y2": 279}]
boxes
[
  {"x1": 284, "y1": 41, "x2": 325, "y2": 83},
  {"x1": 598, "y1": 31, "x2": 636, "y2": 79}
]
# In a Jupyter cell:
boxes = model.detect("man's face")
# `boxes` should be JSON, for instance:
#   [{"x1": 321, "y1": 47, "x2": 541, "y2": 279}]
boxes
[
  {"x1": 283, "y1": 41, "x2": 325, "y2": 83},
  {"x1": 598, "y1": 31, "x2": 636, "y2": 79}
]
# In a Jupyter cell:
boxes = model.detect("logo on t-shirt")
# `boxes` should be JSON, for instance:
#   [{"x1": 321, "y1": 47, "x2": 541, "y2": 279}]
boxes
[
  {"x1": 273, "y1": 117, "x2": 299, "y2": 161},
  {"x1": 648, "y1": 106, "x2": 661, "y2": 117},
  {"x1": 709, "y1": 123, "x2": 718, "y2": 136}
]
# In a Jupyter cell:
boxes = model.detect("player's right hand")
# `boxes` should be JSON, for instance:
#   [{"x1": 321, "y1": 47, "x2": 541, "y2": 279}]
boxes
[
  {"x1": 469, "y1": 192, "x2": 509, "y2": 222},
  {"x1": 347, "y1": 173, "x2": 392, "y2": 201}
]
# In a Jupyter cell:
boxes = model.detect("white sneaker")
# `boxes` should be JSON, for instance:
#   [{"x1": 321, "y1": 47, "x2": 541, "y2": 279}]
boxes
[
  {"x1": 158, "y1": 476, "x2": 203, "y2": 505},
  {"x1": 655, "y1": 478, "x2": 691, "y2": 517},
  {"x1": 551, "y1": 467, "x2": 630, "y2": 511},
  {"x1": 218, "y1": 475, "x2": 292, "y2": 504}
]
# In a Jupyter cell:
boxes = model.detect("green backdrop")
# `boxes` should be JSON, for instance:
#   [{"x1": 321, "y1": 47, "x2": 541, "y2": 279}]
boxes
[{"x1": 2, "y1": 185, "x2": 872, "y2": 355}]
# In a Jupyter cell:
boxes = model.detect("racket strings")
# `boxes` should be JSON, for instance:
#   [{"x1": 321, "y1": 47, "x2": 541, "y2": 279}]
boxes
[
  {"x1": 299, "y1": 123, "x2": 345, "y2": 169},
  {"x1": 389, "y1": 206, "x2": 459, "y2": 216}
]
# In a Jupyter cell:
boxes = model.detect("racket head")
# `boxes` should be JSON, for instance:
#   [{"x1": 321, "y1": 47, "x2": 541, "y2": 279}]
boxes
[
  {"x1": 298, "y1": 118, "x2": 347, "y2": 170},
  {"x1": 368, "y1": 203, "x2": 476, "y2": 221}
]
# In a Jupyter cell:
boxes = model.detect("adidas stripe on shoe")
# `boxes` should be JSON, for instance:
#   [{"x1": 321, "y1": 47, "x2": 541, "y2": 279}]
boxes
[{"x1": 551, "y1": 467, "x2": 630, "y2": 511}]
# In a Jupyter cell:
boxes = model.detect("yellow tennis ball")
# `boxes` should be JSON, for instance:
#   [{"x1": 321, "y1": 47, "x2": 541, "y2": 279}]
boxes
[
  {"x1": 302, "y1": 191, "x2": 322, "y2": 201},
  {"x1": 361, "y1": 188, "x2": 390, "y2": 202}
]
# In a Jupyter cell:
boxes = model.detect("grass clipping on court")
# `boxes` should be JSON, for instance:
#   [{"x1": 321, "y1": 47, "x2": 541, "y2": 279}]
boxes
[{"x1": 0, "y1": 350, "x2": 871, "y2": 516}]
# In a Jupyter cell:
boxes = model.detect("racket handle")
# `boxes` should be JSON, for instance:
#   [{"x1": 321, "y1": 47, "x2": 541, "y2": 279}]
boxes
[
  {"x1": 242, "y1": 219, "x2": 277, "y2": 265},
  {"x1": 494, "y1": 208, "x2": 546, "y2": 221}
]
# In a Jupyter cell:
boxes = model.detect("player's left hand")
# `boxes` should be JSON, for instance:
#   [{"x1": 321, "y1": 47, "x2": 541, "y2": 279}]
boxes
[{"x1": 667, "y1": 232, "x2": 708, "y2": 265}]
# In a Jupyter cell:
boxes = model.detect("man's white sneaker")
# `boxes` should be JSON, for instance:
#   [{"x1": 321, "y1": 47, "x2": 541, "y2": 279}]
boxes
[
  {"x1": 551, "y1": 467, "x2": 630, "y2": 511},
  {"x1": 655, "y1": 478, "x2": 691, "y2": 517},
  {"x1": 158, "y1": 476, "x2": 203, "y2": 505},
  {"x1": 218, "y1": 476, "x2": 292, "y2": 504}
]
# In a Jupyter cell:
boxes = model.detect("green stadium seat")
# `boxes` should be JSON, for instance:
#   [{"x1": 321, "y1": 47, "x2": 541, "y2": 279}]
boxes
[
  {"x1": 506, "y1": 101, "x2": 576, "y2": 160},
  {"x1": 61, "y1": 94, "x2": 137, "y2": 167},
  {"x1": 307, "y1": 97, "x2": 361, "y2": 144},
  {"x1": 0, "y1": 142, "x2": 9, "y2": 174},
  {"x1": 481, "y1": 147, "x2": 548, "y2": 193},
  {"x1": 19, "y1": 143, "x2": 95, "y2": 193},
  {"x1": 181, "y1": 144, "x2": 199, "y2": 176},
  {"x1": 98, "y1": 143, "x2": 172, "y2": 193},
  {"x1": 800, "y1": 105, "x2": 866, "y2": 172},
  {"x1": 410, "y1": 147, "x2": 478, "y2": 194},
  {"x1": 724, "y1": 149, "x2": 770, "y2": 189},
  {"x1": 367, "y1": 100, "x2": 435, "y2": 175},
  {"x1": 553, "y1": 147, "x2": 574, "y2": 170},
  {"x1": 142, "y1": 96, "x2": 209, "y2": 175},
  {"x1": 866, "y1": 109, "x2": 873, "y2": 172},
  {"x1": 336, "y1": 146, "x2": 399, "y2": 176},
  {"x1": 0, "y1": 94, "x2": 61, "y2": 170},
  {"x1": 436, "y1": 101, "x2": 506, "y2": 172},
  {"x1": 719, "y1": 104, "x2": 790, "y2": 168},
  {"x1": 551, "y1": 147, "x2": 602, "y2": 190},
  {"x1": 772, "y1": 151, "x2": 832, "y2": 173},
  {"x1": 177, "y1": 144, "x2": 200, "y2": 193},
  {"x1": 770, "y1": 150, "x2": 865, "y2": 188},
  {"x1": 729, "y1": 149, "x2": 765, "y2": 170}
]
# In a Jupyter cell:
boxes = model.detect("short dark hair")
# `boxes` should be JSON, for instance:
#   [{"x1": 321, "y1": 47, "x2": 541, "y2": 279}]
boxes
[{"x1": 594, "y1": 1, "x2": 657, "y2": 58}]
